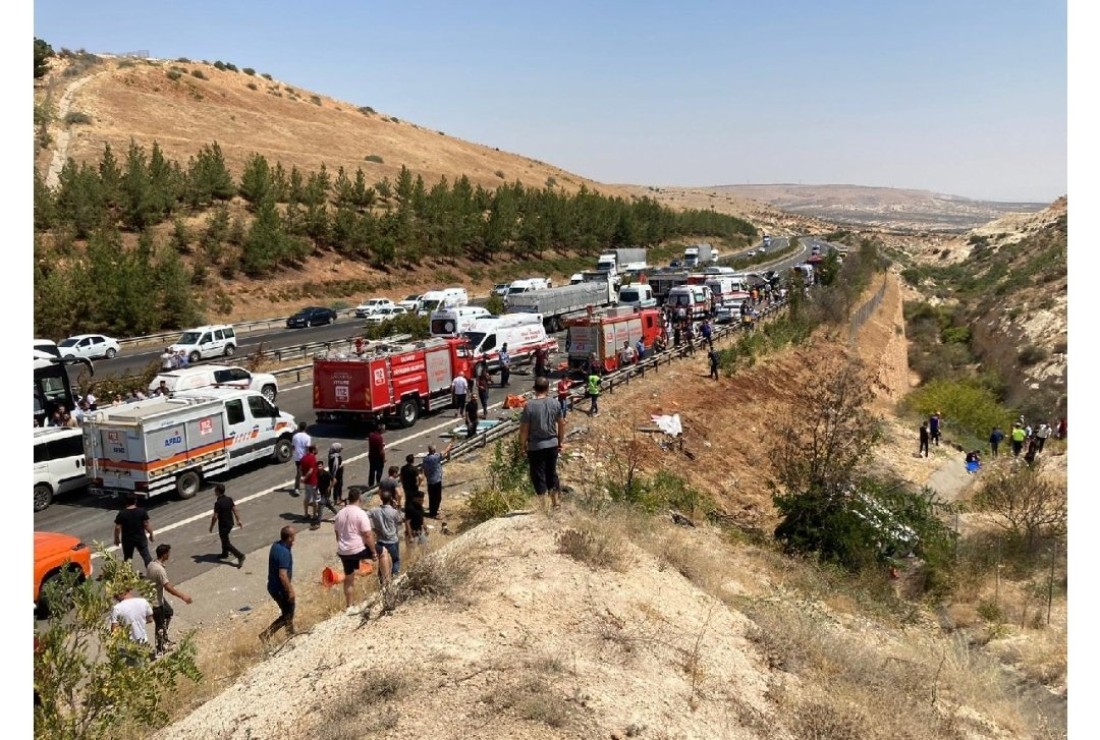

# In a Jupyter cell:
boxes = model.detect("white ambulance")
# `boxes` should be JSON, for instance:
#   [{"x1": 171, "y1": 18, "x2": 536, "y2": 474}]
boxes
[
  {"x1": 461, "y1": 314, "x2": 557, "y2": 375},
  {"x1": 429, "y1": 306, "x2": 492, "y2": 338},
  {"x1": 83, "y1": 388, "x2": 297, "y2": 501}
]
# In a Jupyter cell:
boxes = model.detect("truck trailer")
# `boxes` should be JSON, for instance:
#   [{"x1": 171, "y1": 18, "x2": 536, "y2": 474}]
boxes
[
  {"x1": 683, "y1": 243, "x2": 717, "y2": 268},
  {"x1": 505, "y1": 280, "x2": 617, "y2": 332}
]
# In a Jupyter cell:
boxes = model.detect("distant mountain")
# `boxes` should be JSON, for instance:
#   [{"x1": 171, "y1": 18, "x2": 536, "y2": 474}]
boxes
[{"x1": 699, "y1": 184, "x2": 1049, "y2": 233}]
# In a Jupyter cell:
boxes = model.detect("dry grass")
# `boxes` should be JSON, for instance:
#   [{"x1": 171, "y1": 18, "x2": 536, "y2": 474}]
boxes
[
  {"x1": 313, "y1": 667, "x2": 413, "y2": 738},
  {"x1": 556, "y1": 518, "x2": 629, "y2": 571}
]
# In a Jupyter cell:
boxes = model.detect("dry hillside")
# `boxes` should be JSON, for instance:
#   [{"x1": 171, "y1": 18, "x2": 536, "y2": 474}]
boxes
[{"x1": 35, "y1": 54, "x2": 625, "y2": 197}]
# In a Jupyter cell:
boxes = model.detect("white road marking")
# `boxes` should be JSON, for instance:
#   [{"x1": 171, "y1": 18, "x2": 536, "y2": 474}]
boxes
[{"x1": 93, "y1": 399, "x2": 505, "y2": 559}]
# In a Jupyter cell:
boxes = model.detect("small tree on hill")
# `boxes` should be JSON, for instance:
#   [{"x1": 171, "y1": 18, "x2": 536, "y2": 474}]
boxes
[
  {"x1": 34, "y1": 550, "x2": 201, "y2": 739},
  {"x1": 34, "y1": 37, "x2": 54, "y2": 78}
]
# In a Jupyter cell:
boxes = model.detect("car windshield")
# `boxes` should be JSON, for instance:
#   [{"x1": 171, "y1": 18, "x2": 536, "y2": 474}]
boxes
[
  {"x1": 177, "y1": 332, "x2": 201, "y2": 345},
  {"x1": 420, "y1": 300, "x2": 441, "y2": 312},
  {"x1": 58, "y1": 338, "x2": 79, "y2": 347},
  {"x1": 620, "y1": 290, "x2": 640, "y2": 302},
  {"x1": 463, "y1": 332, "x2": 486, "y2": 352},
  {"x1": 403, "y1": 294, "x2": 420, "y2": 301}
]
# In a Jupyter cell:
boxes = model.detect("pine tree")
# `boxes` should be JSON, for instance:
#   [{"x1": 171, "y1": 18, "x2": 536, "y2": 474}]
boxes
[
  {"x1": 34, "y1": 168, "x2": 57, "y2": 230},
  {"x1": 56, "y1": 158, "x2": 105, "y2": 238},
  {"x1": 239, "y1": 153, "x2": 272, "y2": 208},
  {"x1": 121, "y1": 140, "x2": 158, "y2": 231},
  {"x1": 242, "y1": 196, "x2": 285, "y2": 277},
  {"x1": 171, "y1": 216, "x2": 191, "y2": 254},
  {"x1": 148, "y1": 141, "x2": 179, "y2": 219},
  {"x1": 97, "y1": 142, "x2": 123, "y2": 212}
]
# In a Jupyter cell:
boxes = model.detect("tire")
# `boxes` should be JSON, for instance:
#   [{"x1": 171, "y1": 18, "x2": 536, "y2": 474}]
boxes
[
  {"x1": 398, "y1": 397, "x2": 419, "y2": 428},
  {"x1": 224, "y1": 343, "x2": 235, "y2": 357},
  {"x1": 273, "y1": 437, "x2": 292, "y2": 464},
  {"x1": 35, "y1": 574, "x2": 57, "y2": 620},
  {"x1": 189, "y1": 351, "x2": 201, "y2": 364},
  {"x1": 261, "y1": 384, "x2": 277, "y2": 403},
  {"x1": 105, "y1": 347, "x2": 117, "y2": 359},
  {"x1": 176, "y1": 469, "x2": 202, "y2": 499},
  {"x1": 34, "y1": 483, "x2": 53, "y2": 512}
]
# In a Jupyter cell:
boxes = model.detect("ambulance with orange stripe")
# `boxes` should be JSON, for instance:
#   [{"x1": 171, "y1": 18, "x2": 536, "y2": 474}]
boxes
[{"x1": 83, "y1": 387, "x2": 297, "y2": 501}]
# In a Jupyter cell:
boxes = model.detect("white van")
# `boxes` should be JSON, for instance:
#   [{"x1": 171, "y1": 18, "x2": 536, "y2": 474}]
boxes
[
  {"x1": 417, "y1": 287, "x2": 469, "y2": 316},
  {"x1": 34, "y1": 427, "x2": 88, "y2": 511},
  {"x1": 430, "y1": 306, "x2": 492, "y2": 338},
  {"x1": 147, "y1": 365, "x2": 280, "y2": 402},
  {"x1": 618, "y1": 283, "x2": 657, "y2": 309},
  {"x1": 507, "y1": 278, "x2": 552, "y2": 296},
  {"x1": 705, "y1": 276, "x2": 750, "y2": 304},
  {"x1": 170, "y1": 324, "x2": 238, "y2": 363},
  {"x1": 462, "y1": 314, "x2": 557, "y2": 374}
]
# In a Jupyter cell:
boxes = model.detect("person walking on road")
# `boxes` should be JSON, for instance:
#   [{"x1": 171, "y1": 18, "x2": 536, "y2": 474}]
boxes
[
  {"x1": 333, "y1": 489, "x2": 376, "y2": 613},
  {"x1": 299, "y1": 444, "x2": 321, "y2": 528},
  {"x1": 260, "y1": 526, "x2": 297, "y2": 647},
  {"x1": 209, "y1": 483, "x2": 245, "y2": 567},
  {"x1": 451, "y1": 373, "x2": 468, "y2": 418},
  {"x1": 477, "y1": 366, "x2": 492, "y2": 418},
  {"x1": 919, "y1": 422, "x2": 930, "y2": 458},
  {"x1": 499, "y1": 344, "x2": 512, "y2": 387},
  {"x1": 146, "y1": 543, "x2": 192, "y2": 656},
  {"x1": 291, "y1": 422, "x2": 311, "y2": 497},
  {"x1": 367, "y1": 423, "x2": 386, "y2": 488},
  {"x1": 312, "y1": 459, "x2": 339, "y2": 527},
  {"x1": 328, "y1": 442, "x2": 345, "y2": 505},
  {"x1": 114, "y1": 494, "x2": 154, "y2": 569},
  {"x1": 519, "y1": 377, "x2": 565, "y2": 511},
  {"x1": 989, "y1": 426, "x2": 1004, "y2": 458},
  {"x1": 422, "y1": 443, "x2": 453, "y2": 518}
]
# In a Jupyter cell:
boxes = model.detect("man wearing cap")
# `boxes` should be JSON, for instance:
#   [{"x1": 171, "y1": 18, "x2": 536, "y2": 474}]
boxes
[{"x1": 328, "y1": 443, "x2": 346, "y2": 506}]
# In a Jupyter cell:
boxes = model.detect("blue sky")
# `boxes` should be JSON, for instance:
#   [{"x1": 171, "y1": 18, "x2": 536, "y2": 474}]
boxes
[{"x1": 30, "y1": 0, "x2": 1066, "y2": 202}]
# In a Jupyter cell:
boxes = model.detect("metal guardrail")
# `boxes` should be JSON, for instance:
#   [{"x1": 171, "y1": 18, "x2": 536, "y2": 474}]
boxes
[{"x1": 116, "y1": 309, "x2": 360, "y2": 348}]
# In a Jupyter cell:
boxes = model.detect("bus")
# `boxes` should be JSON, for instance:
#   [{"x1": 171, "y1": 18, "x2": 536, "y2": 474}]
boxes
[{"x1": 34, "y1": 353, "x2": 91, "y2": 424}]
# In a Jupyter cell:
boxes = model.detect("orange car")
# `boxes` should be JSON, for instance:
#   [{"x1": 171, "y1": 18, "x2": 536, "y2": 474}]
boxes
[{"x1": 34, "y1": 531, "x2": 92, "y2": 619}]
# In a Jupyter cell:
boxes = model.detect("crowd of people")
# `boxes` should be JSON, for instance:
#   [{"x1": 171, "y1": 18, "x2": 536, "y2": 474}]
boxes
[
  {"x1": 918, "y1": 411, "x2": 1066, "y2": 468},
  {"x1": 35, "y1": 381, "x2": 175, "y2": 429}
]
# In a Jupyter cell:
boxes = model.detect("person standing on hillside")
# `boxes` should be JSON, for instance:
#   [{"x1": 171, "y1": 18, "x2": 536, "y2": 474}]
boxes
[
  {"x1": 114, "y1": 494, "x2": 154, "y2": 569},
  {"x1": 379, "y1": 465, "x2": 402, "y2": 508},
  {"x1": 451, "y1": 373, "x2": 468, "y2": 419},
  {"x1": 368, "y1": 490, "x2": 404, "y2": 585},
  {"x1": 708, "y1": 348, "x2": 720, "y2": 381},
  {"x1": 989, "y1": 426, "x2": 1004, "y2": 458},
  {"x1": 929, "y1": 412, "x2": 942, "y2": 446},
  {"x1": 333, "y1": 489, "x2": 375, "y2": 614},
  {"x1": 145, "y1": 544, "x2": 192, "y2": 656},
  {"x1": 1010, "y1": 423, "x2": 1026, "y2": 457},
  {"x1": 477, "y1": 366, "x2": 492, "y2": 418},
  {"x1": 587, "y1": 370, "x2": 601, "y2": 417},
  {"x1": 367, "y1": 423, "x2": 386, "y2": 488},
  {"x1": 700, "y1": 319, "x2": 714, "y2": 350},
  {"x1": 499, "y1": 344, "x2": 512, "y2": 387},
  {"x1": 400, "y1": 453, "x2": 422, "y2": 503},
  {"x1": 919, "y1": 422, "x2": 930, "y2": 458},
  {"x1": 260, "y1": 526, "x2": 297, "y2": 646},
  {"x1": 1036, "y1": 422, "x2": 1051, "y2": 452},
  {"x1": 328, "y1": 442, "x2": 345, "y2": 506},
  {"x1": 291, "y1": 422, "x2": 311, "y2": 497},
  {"x1": 421, "y1": 443, "x2": 453, "y2": 519},
  {"x1": 556, "y1": 376, "x2": 572, "y2": 417},
  {"x1": 209, "y1": 483, "x2": 245, "y2": 567},
  {"x1": 519, "y1": 376, "x2": 565, "y2": 511}
]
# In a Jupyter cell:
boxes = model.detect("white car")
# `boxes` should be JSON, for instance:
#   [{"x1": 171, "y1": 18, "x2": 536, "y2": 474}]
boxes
[
  {"x1": 148, "y1": 364, "x2": 280, "y2": 403},
  {"x1": 354, "y1": 297, "x2": 395, "y2": 318},
  {"x1": 365, "y1": 306, "x2": 409, "y2": 324},
  {"x1": 58, "y1": 334, "x2": 120, "y2": 360},
  {"x1": 492, "y1": 283, "x2": 511, "y2": 297},
  {"x1": 397, "y1": 294, "x2": 422, "y2": 313}
]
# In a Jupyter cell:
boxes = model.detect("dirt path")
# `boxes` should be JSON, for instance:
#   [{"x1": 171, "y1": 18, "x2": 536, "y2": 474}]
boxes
[{"x1": 44, "y1": 70, "x2": 106, "y2": 188}]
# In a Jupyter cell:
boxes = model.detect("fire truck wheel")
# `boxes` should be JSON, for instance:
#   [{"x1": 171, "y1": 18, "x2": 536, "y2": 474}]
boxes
[
  {"x1": 398, "y1": 397, "x2": 419, "y2": 428},
  {"x1": 273, "y1": 437, "x2": 293, "y2": 464},
  {"x1": 176, "y1": 470, "x2": 202, "y2": 499}
]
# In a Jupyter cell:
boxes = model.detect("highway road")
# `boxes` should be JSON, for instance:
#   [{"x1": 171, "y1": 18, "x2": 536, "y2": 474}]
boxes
[{"x1": 33, "y1": 235, "x2": 821, "y2": 591}]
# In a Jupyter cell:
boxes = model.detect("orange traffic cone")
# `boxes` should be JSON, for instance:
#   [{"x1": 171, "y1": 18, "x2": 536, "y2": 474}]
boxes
[
  {"x1": 357, "y1": 559, "x2": 373, "y2": 575},
  {"x1": 321, "y1": 566, "x2": 345, "y2": 587}
]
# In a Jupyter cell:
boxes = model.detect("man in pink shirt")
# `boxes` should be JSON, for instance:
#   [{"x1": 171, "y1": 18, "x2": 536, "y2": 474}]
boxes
[{"x1": 333, "y1": 488, "x2": 377, "y2": 613}]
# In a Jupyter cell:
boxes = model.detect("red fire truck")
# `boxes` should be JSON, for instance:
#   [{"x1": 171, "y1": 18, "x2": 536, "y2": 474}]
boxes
[
  {"x1": 313, "y1": 336, "x2": 471, "y2": 427},
  {"x1": 565, "y1": 307, "x2": 664, "y2": 373}
]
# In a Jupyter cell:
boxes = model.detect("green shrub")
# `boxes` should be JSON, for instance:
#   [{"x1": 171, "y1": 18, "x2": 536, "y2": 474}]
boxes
[
  {"x1": 262, "y1": 72, "x2": 272, "y2": 80},
  {"x1": 903, "y1": 378, "x2": 1012, "y2": 441},
  {"x1": 175, "y1": 57, "x2": 191, "y2": 63},
  {"x1": 495, "y1": 170, "x2": 506, "y2": 179},
  {"x1": 1017, "y1": 344, "x2": 1048, "y2": 366},
  {"x1": 213, "y1": 61, "x2": 226, "y2": 71},
  {"x1": 191, "y1": 69, "x2": 206, "y2": 79},
  {"x1": 485, "y1": 294, "x2": 505, "y2": 315},
  {"x1": 359, "y1": 106, "x2": 375, "y2": 115},
  {"x1": 364, "y1": 154, "x2": 384, "y2": 164},
  {"x1": 310, "y1": 94, "x2": 322, "y2": 105},
  {"x1": 225, "y1": 62, "x2": 238, "y2": 72},
  {"x1": 363, "y1": 312, "x2": 430, "y2": 340},
  {"x1": 64, "y1": 111, "x2": 92, "y2": 125},
  {"x1": 246, "y1": 82, "x2": 258, "y2": 91},
  {"x1": 388, "y1": 116, "x2": 400, "y2": 123},
  {"x1": 243, "y1": 67, "x2": 255, "y2": 75},
  {"x1": 940, "y1": 325, "x2": 971, "y2": 344},
  {"x1": 166, "y1": 69, "x2": 182, "y2": 81}
]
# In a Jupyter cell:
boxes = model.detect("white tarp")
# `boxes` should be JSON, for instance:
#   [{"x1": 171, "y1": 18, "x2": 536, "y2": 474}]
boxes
[{"x1": 651, "y1": 414, "x2": 683, "y2": 438}]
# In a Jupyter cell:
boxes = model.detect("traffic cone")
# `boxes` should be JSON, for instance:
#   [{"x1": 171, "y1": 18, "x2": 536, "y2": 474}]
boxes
[
  {"x1": 358, "y1": 559, "x2": 373, "y2": 575},
  {"x1": 321, "y1": 566, "x2": 345, "y2": 587}
]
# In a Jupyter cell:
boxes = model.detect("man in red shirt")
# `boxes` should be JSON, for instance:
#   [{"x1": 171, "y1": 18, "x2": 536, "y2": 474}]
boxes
[
  {"x1": 556, "y1": 376, "x2": 572, "y2": 417},
  {"x1": 299, "y1": 444, "x2": 320, "y2": 528},
  {"x1": 367, "y1": 425, "x2": 386, "y2": 488}
]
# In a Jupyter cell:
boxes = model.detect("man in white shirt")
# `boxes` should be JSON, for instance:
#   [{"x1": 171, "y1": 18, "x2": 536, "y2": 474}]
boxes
[
  {"x1": 291, "y1": 422, "x2": 312, "y2": 496},
  {"x1": 451, "y1": 374, "x2": 469, "y2": 418},
  {"x1": 110, "y1": 587, "x2": 154, "y2": 662},
  {"x1": 619, "y1": 341, "x2": 636, "y2": 368},
  {"x1": 333, "y1": 488, "x2": 376, "y2": 613}
]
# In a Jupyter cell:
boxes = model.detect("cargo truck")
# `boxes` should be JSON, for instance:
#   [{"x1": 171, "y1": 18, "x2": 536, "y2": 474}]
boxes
[
  {"x1": 683, "y1": 243, "x2": 717, "y2": 268},
  {"x1": 83, "y1": 388, "x2": 297, "y2": 501},
  {"x1": 504, "y1": 280, "x2": 617, "y2": 332},
  {"x1": 596, "y1": 248, "x2": 648, "y2": 288}
]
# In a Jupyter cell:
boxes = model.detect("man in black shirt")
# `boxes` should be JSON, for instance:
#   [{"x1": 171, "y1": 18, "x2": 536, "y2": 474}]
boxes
[
  {"x1": 114, "y1": 494, "x2": 154, "y2": 568},
  {"x1": 312, "y1": 459, "x2": 338, "y2": 528},
  {"x1": 209, "y1": 484, "x2": 245, "y2": 567},
  {"x1": 400, "y1": 454, "x2": 421, "y2": 502},
  {"x1": 404, "y1": 489, "x2": 426, "y2": 546},
  {"x1": 328, "y1": 443, "x2": 345, "y2": 505}
]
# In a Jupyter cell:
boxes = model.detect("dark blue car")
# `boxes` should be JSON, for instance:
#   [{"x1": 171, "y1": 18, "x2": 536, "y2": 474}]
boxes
[{"x1": 287, "y1": 307, "x2": 337, "y2": 328}]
